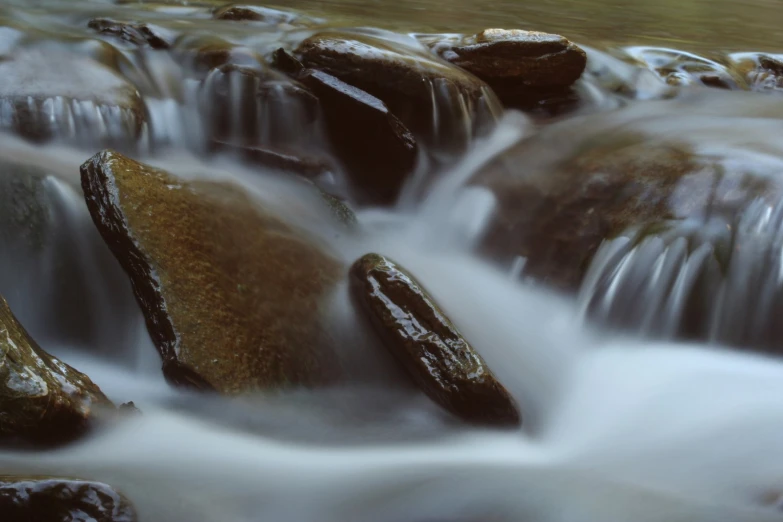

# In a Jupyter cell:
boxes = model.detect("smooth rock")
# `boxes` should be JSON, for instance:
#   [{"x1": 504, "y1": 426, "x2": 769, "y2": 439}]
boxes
[
  {"x1": 0, "y1": 46, "x2": 145, "y2": 143},
  {"x1": 727, "y1": 52, "x2": 783, "y2": 93},
  {"x1": 0, "y1": 477, "x2": 136, "y2": 522},
  {"x1": 296, "y1": 31, "x2": 497, "y2": 143},
  {"x1": 0, "y1": 294, "x2": 111, "y2": 445},
  {"x1": 430, "y1": 29, "x2": 586, "y2": 86},
  {"x1": 174, "y1": 35, "x2": 263, "y2": 76},
  {"x1": 298, "y1": 68, "x2": 418, "y2": 204},
  {"x1": 88, "y1": 18, "x2": 173, "y2": 49},
  {"x1": 624, "y1": 47, "x2": 745, "y2": 90},
  {"x1": 350, "y1": 253, "x2": 520, "y2": 426},
  {"x1": 80, "y1": 150, "x2": 343, "y2": 393},
  {"x1": 473, "y1": 118, "x2": 782, "y2": 291},
  {"x1": 209, "y1": 139, "x2": 335, "y2": 180},
  {"x1": 213, "y1": 4, "x2": 311, "y2": 25}
]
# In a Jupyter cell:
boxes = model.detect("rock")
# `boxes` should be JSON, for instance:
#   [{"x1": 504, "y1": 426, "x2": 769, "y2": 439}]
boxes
[
  {"x1": 429, "y1": 29, "x2": 586, "y2": 87},
  {"x1": 0, "y1": 46, "x2": 145, "y2": 144},
  {"x1": 727, "y1": 52, "x2": 783, "y2": 93},
  {"x1": 0, "y1": 294, "x2": 111, "y2": 445},
  {"x1": 349, "y1": 253, "x2": 520, "y2": 426},
  {"x1": 213, "y1": 4, "x2": 311, "y2": 25},
  {"x1": 271, "y1": 47, "x2": 304, "y2": 76},
  {"x1": 174, "y1": 35, "x2": 263, "y2": 76},
  {"x1": 298, "y1": 69, "x2": 418, "y2": 204},
  {"x1": 624, "y1": 47, "x2": 745, "y2": 90},
  {"x1": 88, "y1": 18, "x2": 173, "y2": 49},
  {"x1": 119, "y1": 401, "x2": 142, "y2": 416},
  {"x1": 80, "y1": 150, "x2": 344, "y2": 393},
  {"x1": 472, "y1": 113, "x2": 782, "y2": 291},
  {"x1": 0, "y1": 477, "x2": 136, "y2": 522},
  {"x1": 295, "y1": 31, "x2": 497, "y2": 144},
  {"x1": 201, "y1": 64, "x2": 319, "y2": 151},
  {"x1": 209, "y1": 139, "x2": 335, "y2": 180}
]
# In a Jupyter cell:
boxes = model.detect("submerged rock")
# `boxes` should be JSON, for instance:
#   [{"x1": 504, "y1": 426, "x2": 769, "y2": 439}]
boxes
[
  {"x1": 298, "y1": 69, "x2": 418, "y2": 204},
  {"x1": 0, "y1": 46, "x2": 145, "y2": 144},
  {"x1": 0, "y1": 477, "x2": 136, "y2": 522},
  {"x1": 0, "y1": 294, "x2": 111, "y2": 445},
  {"x1": 212, "y1": 3, "x2": 315, "y2": 25},
  {"x1": 624, "y1": 47, "x2": 745, "y2": 90},
  {"x1": 296, "y1": 31, "x2": 497, "y2": 144},
  {"x1": 80, "y1": 150, "x2": 343, "y2": 393},
  {"x1": 88, "y1": 18, "x2": 173, "y2": 49},
  {"x1": 350, "y1": 253, "x2": 520, "y2": 426},
  {"x1": 209, "y1": 139, "x2": 335, "y2": 180},
  {"x1": 727, "y1": 52, "x2": 783, "y2": 93}
]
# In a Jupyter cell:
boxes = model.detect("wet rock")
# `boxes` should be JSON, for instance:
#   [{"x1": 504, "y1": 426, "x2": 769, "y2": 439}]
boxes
[
  {"x1": 429, "y1": 29, "x2": 586, "y2": 86},
  {"x1": 295, "y1": 31, "x2": 497, "y2": 143},
  {"x1": 350, "y1": 253, "x2": 520, "y2": 426},
  {"x1": 88, "y1": 18, "x2": 173, "y2": 49},
  {"x1": 174, "y1": 35, "x2": 263, "y2": 76},
  {"x1": 210, "y1": 139, "x2": 335, "y2": 180},
  {"x1": 202, "y1": 64, "x2": 320, "y2": 151},
  {"x1": 213, "y1": 4, "x2": 312, "y2": 25},
  {"x1": 0, "y1": 46, "x2": 145, "y2": 144},
  {"x1": 0, "y1": 477, "x2": 136, "y2": 522},
  {"x1": 272, "y1": 47, "x2": 304, "y2": 75},
  {"x1": 119, "y1": 401, "x2": 142, "y2": 416},
  {"x1": 298, "y1": 69, "x2": 418, "y2": 204},
  {"x1": 727, "y1": 52, "x2": 783, "y2": 93},
  {"x1": 624, "y1": 47, "x2": 745, "y2": 90},
  {"x1": 80, "y1": 150, "x2": 343, "y2": 393},
  {"x1": 0, "y1": 294, "x2": 111, "y2": 445}
]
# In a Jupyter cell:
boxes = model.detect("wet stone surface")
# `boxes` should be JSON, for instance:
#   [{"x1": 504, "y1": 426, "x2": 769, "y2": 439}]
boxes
[
  {"x1": 624, "y1": 47, "x2": 745, "y2": 90},
  {"x1": 350, "y1": 253, "x2": 520, "y2": 426},
  {"x1": 88, "y1": 18, "x2": 174, "y2": 49},
  {"x1": 726, "y1": 52, "x2": 783, "y2": 93},
  {"x1": 0, "y1": 294, "x2": 112, "y2": 446},
  {"x1": 80, "y1": 150, "x2": 344, "y2": 394},
  {"x1": 0, "y1": 477, "x2": 137, "y2": 522}
]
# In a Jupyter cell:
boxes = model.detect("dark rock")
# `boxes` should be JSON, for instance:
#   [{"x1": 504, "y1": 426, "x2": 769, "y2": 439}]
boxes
[
  {"x1": 295, "y1": 31, "x2": 497, "y2": 144},
  {"x1": 624, "y1": 47, "x2": 745, "y2": 90},
  {"x1": 429, "y1": 29, "x2": 586, "y2": 87},
  {"x1": 727, "y1": 52, "x2": 783, "y2": 93},
  {"x1": 299, "y1": 69, "x2": 418, "y2": 204},
  {"x1": 174, "y1": 35, "x2": 263, "y2": 76},
  {"x1": 0, "y1": 46, "x2": 145, "y2": 144},
  {"x1": 0, "y1": 294, "x2": 112, "y2": 446},
  {"x1": 212, "y1": 4, "x2": 307, "y2": 25},
  {"x1": 80, "y1": 150, "x2": 344, "y2": 394},
  {"x1": 350, "y1": 253, "x2": 520, "y2": 426},
  {"x1": 88, "y1": 18, "x2": 173, "y2": 49},
  {"x1": 210, "y1": 139, "x2": 334, "y2": 180},
  {"x1": 272, "y1": 47, "x2": 304, "y2": 75},
  {"x1": 472, "y1": 121, "x2": 781, "y2": 291},
  {"x1": 0, "y1": 477, "x2": 136, "y2": 522},
  {"x1": 119, "y1": 401, "x2": 142, "y2": 415}
]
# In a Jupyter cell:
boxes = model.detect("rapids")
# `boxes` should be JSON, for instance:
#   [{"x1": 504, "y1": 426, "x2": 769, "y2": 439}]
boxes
[{"x1": 0, "y1": 1, "x2": 783, "y2": 521}]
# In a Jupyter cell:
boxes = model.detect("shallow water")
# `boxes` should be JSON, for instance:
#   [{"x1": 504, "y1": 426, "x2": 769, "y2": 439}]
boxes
[{"x1": 1, "y1": 1, "x2": 783, "y2": 521}]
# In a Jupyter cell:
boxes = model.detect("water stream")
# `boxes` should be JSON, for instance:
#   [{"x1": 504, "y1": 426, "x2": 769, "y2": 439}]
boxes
[{"x1": 0, "y1": 1, "x2": 783, "y2": 521}]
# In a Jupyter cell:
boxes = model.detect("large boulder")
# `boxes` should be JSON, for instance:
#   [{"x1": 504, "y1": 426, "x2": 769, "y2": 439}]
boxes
[
  {"x1": 0, "y1": 477, "x2": 136, "y2": 521},
  {"x1": 350, "y1": 253, "x2": 520, "y2": 426},
  {"x1": 0, "y1": 294, "x2": 112, "y2": 445},
  {"x1": 80, "y1": 150, "x2": 344, "y2": 393}
]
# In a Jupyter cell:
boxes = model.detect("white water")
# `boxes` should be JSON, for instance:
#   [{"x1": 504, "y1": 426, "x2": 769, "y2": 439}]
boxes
[{"x1": 2, "y1": 98, "x2": 783, "y2": 521}]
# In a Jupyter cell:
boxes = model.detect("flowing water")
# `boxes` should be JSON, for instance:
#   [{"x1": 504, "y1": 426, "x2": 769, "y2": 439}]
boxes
[{"x1": 1, "y1": 1, "x2": 783, "y2": 521}]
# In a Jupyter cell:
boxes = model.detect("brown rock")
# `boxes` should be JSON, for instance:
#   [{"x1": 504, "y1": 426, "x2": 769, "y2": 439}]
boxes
[
  {"x1": 431, "y1": 29, "x2": 586, "y2": 87},
  {"x1": 88, "y1": 18, "x2": 173, "y2": 49},
  {"x1": 209, "y1": 139, "x2": 334, "y2": 180},
  {"x1": 350, "y1": 253, "x2": 520, "y2": 426},
  {"x1": 473, "y1": 122, "x2": 780, "y2": 291},
  {"x1": 213, "y1": 4, "x2": 311, "y2": 25},
  {"x1": 0, "y1": 46, "x2": 145, "y2": 144},
  {"x1": 624, "y1": 47, "x2": 745, "y2": 90},
  {"x1": 727, "y1": 52, "x2": 783, "y2": 93},
  {"x1": 0, "y1": 477, "x2": 136, "y2": 522},
  {"x1": 80, "y1": 150, "x2": 344, "y2": 393},
  {"x1": 295, "y1": 31, "x2": 497, "y2": 143},
  {"x1": 299, "y1": 69, "x2": 418, "y2": 204},
  {"x1": 0, "y1": 294, "x2": 111, "y2": 445}
]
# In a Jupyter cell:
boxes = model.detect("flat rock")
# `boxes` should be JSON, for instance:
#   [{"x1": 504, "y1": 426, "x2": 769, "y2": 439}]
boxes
[
  {"x1": 624, "y1": 47, "x2": 745, "y2": 90},
  {"x1": 212, "y1": 4, "x2": 316, "y2": 25},
  {"x1": 0, "y1": 46, "x2": 145, "y2": 143},
  {"x1": 298, "y1": 69, "x2": 418, "y2": 204},
  {"x1": 88, "y1": 18, "x2": 174, "y2": 49},
  {"x1": 350, "y1": 253, "x2": 520, "y2": 426},
  {"x1": 0, "y1": 294, "x2": 111, "y2": 445},
  {"x1": 80, "y1": 150, "x2": 344, "y2": 393},
  {"x1": 0, "y1": 477, "x2": 136, "y2": 522},
  {"x1": 429, "y1": 29, "x2": 587, "y2": 87}
]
